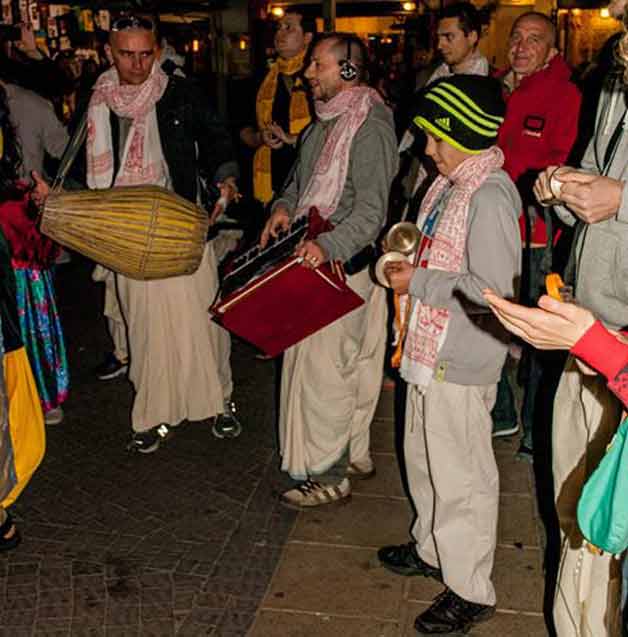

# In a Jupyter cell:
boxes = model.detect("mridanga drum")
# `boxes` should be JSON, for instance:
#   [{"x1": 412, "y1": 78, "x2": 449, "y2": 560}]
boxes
[{"x1": 40, "y1": 185, "x2": 209, "y2": 280}]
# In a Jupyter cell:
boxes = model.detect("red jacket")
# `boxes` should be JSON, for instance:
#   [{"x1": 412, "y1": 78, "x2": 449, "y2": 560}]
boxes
[{"x1": 496, "y1": 56, "x2": 582, "y2": 245}]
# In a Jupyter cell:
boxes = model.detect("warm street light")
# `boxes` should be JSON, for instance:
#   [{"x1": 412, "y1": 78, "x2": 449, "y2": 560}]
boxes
[
  {"x1": 270, "y1": 6, "x2": 285, "y2": 17},
  {"x1": 192, "y1": 39, "x2": 200, "y2": 52},
  {"x1": 600, "y1": 7, "x2": 610, "y2": 17},
  {"x1": 402, "y1": 1, "x2": 417, "y2": 10}
]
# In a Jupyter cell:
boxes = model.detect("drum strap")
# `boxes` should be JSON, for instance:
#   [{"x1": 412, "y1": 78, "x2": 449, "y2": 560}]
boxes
[{"x1": 52, "y1": 110, "x2": 88, "y2": 191}]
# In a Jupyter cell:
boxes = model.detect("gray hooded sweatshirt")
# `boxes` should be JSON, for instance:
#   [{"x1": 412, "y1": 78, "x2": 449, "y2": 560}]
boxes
[{"x1": 555, "y1": 80, "x2": 628, "y2": 331}]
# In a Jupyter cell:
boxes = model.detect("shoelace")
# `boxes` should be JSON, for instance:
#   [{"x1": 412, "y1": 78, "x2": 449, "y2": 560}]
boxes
[{"x1": 296, "y1": 479, "x2": 323, "y2": 495}]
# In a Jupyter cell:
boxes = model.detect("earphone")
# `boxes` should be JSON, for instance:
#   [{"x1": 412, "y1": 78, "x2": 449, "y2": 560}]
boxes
[{"x1": 339, "y1": 38, "x2": 358, "y2": 82}]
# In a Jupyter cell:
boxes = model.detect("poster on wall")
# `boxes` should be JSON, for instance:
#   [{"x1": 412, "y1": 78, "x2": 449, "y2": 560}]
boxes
[{"x1": 1, "y1": 0, "x2": 12, "y2": 25}]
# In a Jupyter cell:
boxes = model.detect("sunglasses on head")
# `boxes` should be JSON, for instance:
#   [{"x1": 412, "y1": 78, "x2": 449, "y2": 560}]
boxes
[{"x1": 111, "y1": 15, "x2": 155, "y2": 32}]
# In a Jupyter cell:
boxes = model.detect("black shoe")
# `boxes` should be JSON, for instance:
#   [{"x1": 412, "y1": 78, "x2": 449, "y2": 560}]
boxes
[
  {"x1": 94, "y1": 352, "x2": 128, "y2": 380},
  {"x1": 126, "y1": 424, "x2": 169, "y2": 454},
  {"x1": 378, "y1": 542, "x2": 442, "y2": 580},
  {"x1": 0, "y1": 512, "x2": 21, "y2": 552},
  {"x1": 414, "y1": 589, "x2": 495, "y2": 634},
  {"x1": 211, "y1": 401, "x2": 242, "y2": 439}
]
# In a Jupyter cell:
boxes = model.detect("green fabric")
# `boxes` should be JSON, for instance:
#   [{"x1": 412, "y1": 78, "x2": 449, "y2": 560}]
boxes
[
  {"x1": 577, "y1": 416, "x2": 628, "y2": 554},
  {"x1": 0, "y1": 229, "x2": 21, "y2": 353}
]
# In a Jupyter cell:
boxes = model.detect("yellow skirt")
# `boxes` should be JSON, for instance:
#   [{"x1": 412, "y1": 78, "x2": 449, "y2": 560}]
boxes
[{"x1": 1, "y1": 347, "x2": 45, "y2": 508}]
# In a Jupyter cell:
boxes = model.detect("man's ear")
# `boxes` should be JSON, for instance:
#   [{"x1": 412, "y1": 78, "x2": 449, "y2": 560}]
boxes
[
  {"x1": 469, "y1": 30, "x2": 479, "y2": 49},
  {"x1": 304, "y1": 32, "x2": 313, "y2": 47},
  {"x1": 104, "y1": 43, "x2": 114, "y2": 65}
]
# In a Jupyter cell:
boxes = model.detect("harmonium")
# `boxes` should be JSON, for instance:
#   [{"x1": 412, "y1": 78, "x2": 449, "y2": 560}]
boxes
[{"x1": 210, "y1": 209, "x2": 365, "y2": 357}]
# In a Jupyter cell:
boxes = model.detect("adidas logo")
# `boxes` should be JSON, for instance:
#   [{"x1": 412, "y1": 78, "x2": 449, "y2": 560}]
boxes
[{"x1": 435, "y1": 117, "x2": 451, "y2": 131}]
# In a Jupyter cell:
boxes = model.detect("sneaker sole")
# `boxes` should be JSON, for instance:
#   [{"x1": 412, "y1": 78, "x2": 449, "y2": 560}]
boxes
[
  {"x1": 97, "y1": 366, "x2": 128, "y2": 381},
  {"x1": 491, "y1": 425, "x2": 519, "y2": 438},
  {"x1": 414, "y1": 606, "x2": 495, "y2": 635},
  {"x1": 279, "y1": 492, "x2": 352, "y2": 512},
  {"x1": 211, "y1": 425, "x2": 242, "y2": 439},
  {"x1": 380, "y1": 561, "x2": 442, "y2": 580}
]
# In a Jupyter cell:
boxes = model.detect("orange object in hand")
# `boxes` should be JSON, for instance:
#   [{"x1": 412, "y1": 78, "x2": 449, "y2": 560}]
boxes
[{"x1": 545, "y1": 273, "x2": 573, "y2": 302}]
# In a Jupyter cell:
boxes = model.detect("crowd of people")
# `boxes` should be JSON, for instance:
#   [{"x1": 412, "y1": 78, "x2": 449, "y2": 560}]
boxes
[{"x1": 0, "y1": 2, "x2": 626, "y2": 636}]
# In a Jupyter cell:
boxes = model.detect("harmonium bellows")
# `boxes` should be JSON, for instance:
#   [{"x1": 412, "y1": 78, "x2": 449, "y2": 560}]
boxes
[{"x1": 210, "y1": 208, "x2": 364, "y2": 357}]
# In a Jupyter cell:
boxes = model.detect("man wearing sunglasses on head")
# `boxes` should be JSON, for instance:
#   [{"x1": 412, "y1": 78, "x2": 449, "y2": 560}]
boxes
[{"x1": 88, "y1": 15, "x2": 242, "y2": 452}]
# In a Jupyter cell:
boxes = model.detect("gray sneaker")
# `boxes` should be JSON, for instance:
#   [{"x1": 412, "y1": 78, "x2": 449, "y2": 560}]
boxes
[{"x1": 212, "y1": 401, "x2": 242, "y2": 439}]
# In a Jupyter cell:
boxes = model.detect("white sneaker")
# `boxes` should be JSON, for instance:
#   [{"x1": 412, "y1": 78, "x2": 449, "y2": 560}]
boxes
[
  {"x1": 280, "y1": 478, "x2": 352, "y2": 510},
  {"x1": 44, "y1": 407, "x2": 64, "y2": 425}
]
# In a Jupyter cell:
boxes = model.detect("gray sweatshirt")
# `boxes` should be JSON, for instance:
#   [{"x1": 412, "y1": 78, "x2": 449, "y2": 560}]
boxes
[
  {"x1": 554, "y1": 81, "x2": 628, "y2": 330},
  {"x1": 408, "y1": 169, "x2": 522, "y2": 386},
  {"x1": 273, "y1": 100, "x2": 398, "y2": 263},
  {"x1": 5, "y1": 83, "x2": 68, "y2": 180}
]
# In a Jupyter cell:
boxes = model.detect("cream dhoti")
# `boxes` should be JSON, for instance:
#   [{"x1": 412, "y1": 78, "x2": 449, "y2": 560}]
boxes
[
  {"x1": 279, "y1": 268, "x2": 386, "y2": 480},
  {"x1": 116, "y1": 242, "x2": 226, "y2": 431}
]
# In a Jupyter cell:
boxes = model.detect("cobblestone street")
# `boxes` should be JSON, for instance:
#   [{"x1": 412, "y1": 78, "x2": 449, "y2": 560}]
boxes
[
  {"x1": 0, "y1": 260, "x2": 547, "y2": 637},
  {"x1": 0, "y1": 260, "x2": 297, "y2": 636}
]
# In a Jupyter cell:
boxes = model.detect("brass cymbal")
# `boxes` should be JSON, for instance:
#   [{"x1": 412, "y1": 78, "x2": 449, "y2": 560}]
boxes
[
  {"x1": 386, "y1": 222, "x2": 420, "y2": 256},
  {"x1": 375, "y1": 251, "x2": 408, "y2": 288}
]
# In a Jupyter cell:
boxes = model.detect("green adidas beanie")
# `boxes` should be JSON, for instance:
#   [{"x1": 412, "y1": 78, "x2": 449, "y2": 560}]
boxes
[{"x1": 413, "y1": 74, "x2": 505, "y2": 154}]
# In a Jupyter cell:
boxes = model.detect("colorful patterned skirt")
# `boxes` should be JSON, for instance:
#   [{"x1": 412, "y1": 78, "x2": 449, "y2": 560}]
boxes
[{"x1": 14, "y1": 267, "x2": 69, "y2": 413}]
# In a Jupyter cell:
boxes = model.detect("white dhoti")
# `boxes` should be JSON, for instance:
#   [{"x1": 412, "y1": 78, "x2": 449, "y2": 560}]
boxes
[
  {"x1": 553, "y1": 355, "x2": 623, "y2": 637},
  {"x1": 116, "y1": 242, "x2": 225, "y2": 431},
  {"x1": 207, "y1": 229, "x2": 242, "y2": 401},
  {"x1": 279, "y1": 268, "x2": 386, "y2": 480},
  {"x1": 93, "y1": 265, "x2": 128, "y2": 362}
]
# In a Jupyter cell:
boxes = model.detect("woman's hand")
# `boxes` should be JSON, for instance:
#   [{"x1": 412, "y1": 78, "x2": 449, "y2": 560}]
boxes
[
  {"x1": 383, "y1": 260, "x2": 415, "y2": 295},
  {"x1": 483, "y1": 289, "x2": 596, "y2": 350}
]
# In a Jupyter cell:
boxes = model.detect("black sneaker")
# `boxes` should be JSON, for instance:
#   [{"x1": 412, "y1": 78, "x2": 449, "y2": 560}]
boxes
[
  {"x1": 516, "y1": 443, "x2": 533, "y2": 464},
  {"x1": 127, "y1": 424, "x2": 169, "y2": 454},
  {"x1": 378, "y1": 542, "x2": 442, "y2": 580},
  {"x1": 212, "y1": 401, "x2": 242, "y2": 439},
  {"x1": 414, "y1": 589, "x2": 495, "y2": 635},
  {"x1": 94, "y1": 352, "x2": 128, "y2": 380}
]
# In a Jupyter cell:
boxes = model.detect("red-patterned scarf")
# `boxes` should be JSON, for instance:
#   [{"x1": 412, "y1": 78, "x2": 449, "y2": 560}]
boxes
[
  {"x1": 400, "y1": 146, "x2": 504, "y2": 389},
  {"x1": 295, "y1": 86, "x2": 385, "y2": 219},
  {"x1": 86, "y1": 62, "x2": 169, "y2": 189}
]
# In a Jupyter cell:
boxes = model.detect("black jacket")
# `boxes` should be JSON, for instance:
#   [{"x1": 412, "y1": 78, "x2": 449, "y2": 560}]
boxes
[
  {"x1": 109, "y1": 76, "x2": 238, "y2": 202},
  {"x1": 65, "y1": 75, "x2": 238, "y2": 200}
]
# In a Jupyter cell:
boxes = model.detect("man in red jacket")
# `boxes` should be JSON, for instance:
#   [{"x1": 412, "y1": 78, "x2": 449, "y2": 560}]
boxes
[{"x1": 493, "y1": 11, "x2": 582, "y2": 459}]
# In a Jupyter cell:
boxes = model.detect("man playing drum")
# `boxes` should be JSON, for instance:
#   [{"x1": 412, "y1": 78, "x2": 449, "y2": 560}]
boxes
[
  {"x1": 87, "y1": 15, "x2": 241, "y2": 452},
  {"x1": 260, "y1": 33, "x2": 398, "y2": 508}
]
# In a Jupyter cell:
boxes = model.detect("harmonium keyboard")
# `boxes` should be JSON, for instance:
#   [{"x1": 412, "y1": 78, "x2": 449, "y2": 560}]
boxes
[{"x1": 210, "y1": 208, "x2": 365, "y2": 357}]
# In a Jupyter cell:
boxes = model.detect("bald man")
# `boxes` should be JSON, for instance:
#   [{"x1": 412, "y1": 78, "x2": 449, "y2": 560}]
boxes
[{"x1": 492, "y1": 12, "x2": 581, "y2": 456}]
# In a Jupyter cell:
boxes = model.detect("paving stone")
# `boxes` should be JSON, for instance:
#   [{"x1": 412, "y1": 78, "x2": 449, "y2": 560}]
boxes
[
  {"x1": 352, "y1": 454, "x2": 405, "y2": 499},
  {"x1": 370, "y1": 419, "x2": 396, "y2": 453},
  {"x1": 250, "y1": 610, "x2": 401, "y2": 637},
  {"x1": 497, "y1": 453, "x2": 533, "y2": 495},
  {"x1": 498, "y1": 495, "x2": 539, "y2": 547},
  {"x1": 493, "y1": 546, "x2": 544, "y2": 613},
  {"x1": 291, "y1": 494, "x2": 411, "y2": 548},
  {"x1": 262, "y1": 544, "x2": 404, "y2": 619}
]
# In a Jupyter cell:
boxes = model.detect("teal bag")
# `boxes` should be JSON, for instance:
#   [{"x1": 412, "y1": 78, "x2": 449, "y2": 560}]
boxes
[{"x1": 577, "y1": 416, "x2": 628, "y2": 555}]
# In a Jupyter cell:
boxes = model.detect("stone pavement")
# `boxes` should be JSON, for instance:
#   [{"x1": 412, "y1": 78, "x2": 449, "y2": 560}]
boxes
[
  {"x1": 0, "y1": 262, "x2": 299, "y2": 636},
  {"x1": 248, "y1": 389, "x2": 548, "y2": 636},
  {"x1": 0, "y1": 261, "x2": 548, "y2": 636}
]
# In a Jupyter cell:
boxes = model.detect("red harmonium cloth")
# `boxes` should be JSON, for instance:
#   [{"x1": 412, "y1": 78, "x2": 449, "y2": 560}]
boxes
[{"x1": 210, "y1": 257, "x2": 364, "y2": 357}]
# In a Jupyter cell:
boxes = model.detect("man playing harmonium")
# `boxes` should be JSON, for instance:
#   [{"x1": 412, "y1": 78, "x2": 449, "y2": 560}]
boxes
[
  {"x1": 87, "y1": 15, "x2": 241, "y2": 452},
  {"x1": 260, "y1": 32, "x2": 398, "y2": 508}
]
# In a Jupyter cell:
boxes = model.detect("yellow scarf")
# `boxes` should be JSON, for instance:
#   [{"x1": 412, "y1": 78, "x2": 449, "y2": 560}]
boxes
[{"x1": 253, "y1": 50, "x2": 310, "y2": 204}]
